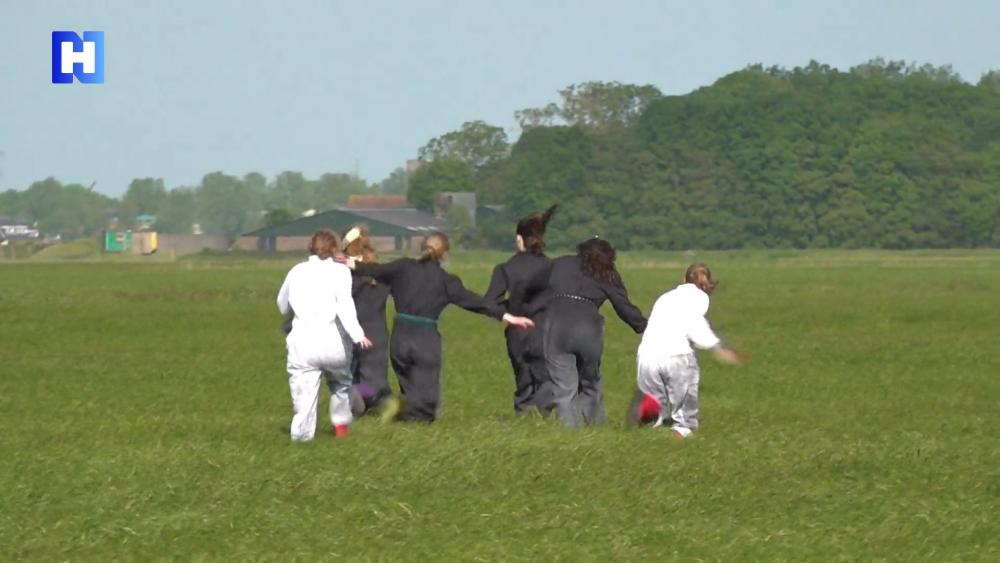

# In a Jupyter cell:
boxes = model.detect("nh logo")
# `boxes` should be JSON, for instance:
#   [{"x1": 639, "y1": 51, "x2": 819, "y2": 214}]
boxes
[{"x1": 52, "y1": 31, "x2": 104, "y2": 84}]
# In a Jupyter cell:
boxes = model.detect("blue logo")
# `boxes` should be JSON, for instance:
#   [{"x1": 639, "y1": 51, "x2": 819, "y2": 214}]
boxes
[{"x1": 52, "y1": 31, "x2": 104, "y2": 84}]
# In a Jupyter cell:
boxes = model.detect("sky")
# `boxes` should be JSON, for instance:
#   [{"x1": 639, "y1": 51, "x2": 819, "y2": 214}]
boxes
[{"x1": 1, "y1": 0, "x2": 998, "y2": 197}]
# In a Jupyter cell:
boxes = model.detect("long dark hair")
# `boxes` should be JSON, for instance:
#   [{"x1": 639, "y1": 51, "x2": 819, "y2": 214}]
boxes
[
  {"x1": 516, "y1": 204, "x2": 557, "y2": 254},
  {"x1": 577, "y1": 238, "x2": 622, "y2": 287}
]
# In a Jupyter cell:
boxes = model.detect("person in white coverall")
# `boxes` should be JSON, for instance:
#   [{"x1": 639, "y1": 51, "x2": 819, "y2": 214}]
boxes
[
  {"x1": 277, "y1": 229, "x2": 372, "y2": 441},
  {"x1": 629, "y1": 263, "x2": 745, "y2": 439}
]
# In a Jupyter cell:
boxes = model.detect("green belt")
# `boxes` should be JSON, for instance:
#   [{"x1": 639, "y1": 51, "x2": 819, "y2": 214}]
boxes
[{"x1": 395, "y1": 312, "x2": 438, "y2": 326}]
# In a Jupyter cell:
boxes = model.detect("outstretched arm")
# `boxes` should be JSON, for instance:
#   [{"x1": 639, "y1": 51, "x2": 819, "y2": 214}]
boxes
[
  {"x1": 483, "y1": 264, "x2": 510, "y2": 312},
  {"x1": 445, "y1": 274, "x2": 505, "y2": 320},
  {"x1": 350, "y1": 257, "x2": 409, "y2": 284},
  {"x1": 604, "y1": 282, "x2": 647, "y2": 334},
  {"x1": 334, "y1": 269, "x2": 367, "y2": 344}
]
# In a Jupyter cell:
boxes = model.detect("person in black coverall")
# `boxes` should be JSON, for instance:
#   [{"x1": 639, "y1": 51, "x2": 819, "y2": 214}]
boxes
[
  {"x1": 484, "y1": 205, "x2": 557, "y2": 415},
  {"x1": 341, "y1": 226, "x2": 393, "y2": 414},
  {"x1": 340, "y1": 232, "x2": 535, "y2": 422},
  {"x1": 539, "y1": 238, "x2": 647, "y2": 427}
]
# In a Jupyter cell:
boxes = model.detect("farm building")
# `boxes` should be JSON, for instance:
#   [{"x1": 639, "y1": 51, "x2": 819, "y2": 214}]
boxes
[{"x1": 238, "y1": 207, "x2": 444, "y2": 252}]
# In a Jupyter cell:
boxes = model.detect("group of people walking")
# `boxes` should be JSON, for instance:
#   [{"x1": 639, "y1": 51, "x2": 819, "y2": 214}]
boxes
[{"x1": 276, "y1": 205, "x2": 744, "y2": 442}]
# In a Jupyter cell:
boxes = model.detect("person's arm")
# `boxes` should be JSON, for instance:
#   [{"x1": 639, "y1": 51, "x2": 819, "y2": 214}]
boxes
[
  {"x1": 603, "y1": 282, "x2": 647, "y2": 334},
  {"x1": 483, "y1": 264, "x2": 510, "y2": 311},
  {"x1": 442, "y1": 273, "x2": 533, "y2": 328},
  {"x1": 445, "y1": 273, "x2": 504, "y2": 320},
  {"x1": 688, "y1": 295, "x2": 745, "y2": 364},
  {"x1": 352, "y1": 258, "x2": 409, "y2": 284},
  {"x1": 333, "y1": 269, "x2": 371, "y2": 348},
  {"x1": 688, "y1": 314, "x2": 721, "y2": 350},
  {"x1": 335, "y1": 271, "x2": 365, "y2": 342},
  {"x1": 276, "y1": 272, "x2": 292, "y2": 316}
]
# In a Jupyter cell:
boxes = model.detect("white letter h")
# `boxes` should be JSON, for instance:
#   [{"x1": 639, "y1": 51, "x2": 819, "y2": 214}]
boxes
[{"x1": 61, "y1": 41, "x2": 96, "y2": 74}]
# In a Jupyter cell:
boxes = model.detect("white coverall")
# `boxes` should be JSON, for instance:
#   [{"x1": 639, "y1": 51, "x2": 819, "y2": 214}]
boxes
[
  {"x1": 636, "y1": 283, "x2": 721, "y2": 436},
  {"x1": 277, "y1": 255, "x2": 366, "y2": 441}
]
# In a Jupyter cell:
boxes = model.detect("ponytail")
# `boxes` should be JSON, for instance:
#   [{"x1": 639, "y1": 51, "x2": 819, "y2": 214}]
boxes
[
  {"x1": 420, "y1": 232, "x2": 450, "y2": 263},
  {"x1": 685, "y1": 263, "x2": 718, "y2": 295}
]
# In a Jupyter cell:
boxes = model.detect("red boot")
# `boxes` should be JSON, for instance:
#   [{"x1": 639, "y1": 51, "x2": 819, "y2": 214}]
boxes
[
  {"x1": 638, "y1": 393, "x2": 661, "y2": 423},
  {"x1": 333, "y1": 424, "x2": 350, "y2": 438}
]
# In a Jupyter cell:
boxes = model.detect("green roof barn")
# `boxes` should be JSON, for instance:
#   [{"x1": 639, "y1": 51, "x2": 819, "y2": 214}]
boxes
[{"x1": 237, "y1": 208, "x2": 444, "y2": 252}]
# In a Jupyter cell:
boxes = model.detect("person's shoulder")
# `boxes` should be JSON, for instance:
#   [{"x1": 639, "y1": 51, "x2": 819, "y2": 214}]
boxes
[
  {"x1": 678, "y1": 283, "x2": 711, "y2": 310},
  {"x1": 287, "y1": 259, "x2": 310, "y2": 275}
]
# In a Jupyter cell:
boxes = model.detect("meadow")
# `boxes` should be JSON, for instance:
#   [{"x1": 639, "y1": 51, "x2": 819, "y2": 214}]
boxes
[{"x1": 1, "y1": 250, "x2": 998, "y2": 561}]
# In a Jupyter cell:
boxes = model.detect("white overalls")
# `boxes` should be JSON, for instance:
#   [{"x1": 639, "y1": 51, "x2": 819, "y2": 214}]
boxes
[{"x1": 277, "y1": 256, "x2": 366, "y2": 441}]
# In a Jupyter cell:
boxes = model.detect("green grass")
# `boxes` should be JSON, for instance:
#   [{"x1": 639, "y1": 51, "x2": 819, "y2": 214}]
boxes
[{"x1": 1, "y1": 251, "x2": 998, "y2": 560}]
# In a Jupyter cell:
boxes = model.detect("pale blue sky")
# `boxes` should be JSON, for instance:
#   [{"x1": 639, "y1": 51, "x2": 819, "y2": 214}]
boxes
[{"x1": 1, "y1": 0, "x2": 997, "y2": 196}]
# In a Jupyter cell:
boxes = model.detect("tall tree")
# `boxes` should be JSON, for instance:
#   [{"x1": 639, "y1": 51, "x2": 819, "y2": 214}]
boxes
[
  {"x1": 377, "y1": 167, "x2": 409, "y2": 195},
  {"x1": 156, "y1": 188, "x2": 198, "y2": 234},
  {"x1": 515, "y1": 82, "x2": 662, "y2": 132},
  {"x1": 197, "y1": 172, "x2": 260, "y2": 237},
  {"x1": 418, "y1": 121, "x2": 510, "y2": 168},
  {"x1": 120, "y1": 178, "x2": 167, "y2": 225},
  {"x1": 407, "y1": 158, "x2": 474, "y2": 213}
]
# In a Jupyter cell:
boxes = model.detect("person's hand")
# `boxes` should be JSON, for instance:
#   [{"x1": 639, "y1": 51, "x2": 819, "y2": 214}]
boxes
[
  {"x1": 334, "y1": 255, "x2": 357, "y2": 270},
  {"x1": 357, "y1": 336, "x2": 373, "y2": 349},
  {"x1": 712, "y1": 345, "x2": 747, "y2": 365},
  {"x1": 502, "y1": 313, "x2": 535, "y2": 329}
]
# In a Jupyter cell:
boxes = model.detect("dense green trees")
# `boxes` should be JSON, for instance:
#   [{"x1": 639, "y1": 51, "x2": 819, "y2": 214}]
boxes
[
  {"x1": 489, "y1": 62, "x2": 999, "y2": 249},
  {"x1": 2, "y1": 60, "x2": 996, "y2": 247},
  {"x1": 0, "y1": 170, "x2": 380, "y2": 238}
]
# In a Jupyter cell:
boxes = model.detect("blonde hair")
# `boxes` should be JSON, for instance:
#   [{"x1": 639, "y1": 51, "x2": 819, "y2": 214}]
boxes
[
  {"x1": 343, "y1": 225, "x2": 378, "y2": 263},
  {"x1": 420, "y1": 232, "x2": 450, "y2": 263},
  {"x1": 685, "y1": 263, "x2": 718, "y2": 295},
  {"x1": 308, "y1": 229, "x2": 341, "y2": 260}
]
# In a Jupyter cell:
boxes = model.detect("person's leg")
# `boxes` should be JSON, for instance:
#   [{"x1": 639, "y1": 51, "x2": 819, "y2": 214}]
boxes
[
  {"x1": 318, "y1": 331, "x2": 353, "y2": 435},
  {"x1": 545, "y1": 353, "x2": 579, "y2": 426},
  {"x1": 325, "y1": 365, "x2": 354, "y2": 429},
  {"x1": 631, "y1": 361, "x2": 666, "y2": 427},
  {"x1": 396, "y1": 328, "x2": 442, "y2": 422},
  {"x1": 356, "y1": 323, "x2": 391, "y2": 409},
  {"x1": 523, "y1": 316, "x2": 551, "y2": 413},
  {"x1": 287, "y1": 363, "x2": 323, "y2": 442},
  {"x1": 575, "y1": 320, "x2": 606, "y2": 425},
  {"x1": 506, "y1": 329, "x2": 535, "y2": 414},
  {"x1": 665, "y1": 353, "x2": 700, "y2": 437},
  {"x1": 543, "y1": 318, "x2": 581, "y2": 428}
]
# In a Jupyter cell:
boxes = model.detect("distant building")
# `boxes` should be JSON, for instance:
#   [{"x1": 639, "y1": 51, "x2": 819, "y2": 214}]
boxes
[
  {"x1": 434, "y1": 192, "x2": 478, "y2": 226},
  {"x1": 238, "y1": 207, "x2": 443, "y2": 253},
  {"x1": 135, "y1": 214, "x2": 156, "y2": 231},
  {"x1": 0, "y1": 217, "x2": 40, "y2": 240},
  {"x1": 405, "y1": 159, "x2": 423, "y2": 175},
  {"x1": 345, "y1": 194, "x2": 407, "y2": 209}
]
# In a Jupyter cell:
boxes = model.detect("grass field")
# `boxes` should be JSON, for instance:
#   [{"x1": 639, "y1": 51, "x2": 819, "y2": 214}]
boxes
[{"x1": 1, "y1": 250, "x2": 998, "y2": 560}]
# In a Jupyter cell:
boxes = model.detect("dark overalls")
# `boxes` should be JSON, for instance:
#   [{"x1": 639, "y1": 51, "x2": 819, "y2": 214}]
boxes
[
  {"x1": 355, "y1": 258, "x2": 504, "y2": 422},
  {"x1": 484, "y1": 252, "x2": 552, "y2": 414},
  {"x1": 539, "y1": 255, "x2": 647, "y2": 427},
  {"x1": 349, "y1": 275, "x2": 392, "y2": 411}
]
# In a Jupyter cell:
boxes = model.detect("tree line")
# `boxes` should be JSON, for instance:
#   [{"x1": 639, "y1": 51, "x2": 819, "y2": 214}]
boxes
[
  {"x1": 0, "y1": 170, "x2": 404, "y2": 239},
  {"x1": 413, "y1": 59, "x2": 1000, "y2": 249},
  {"x1": 3, "y1": 58, "x2": 998, "y2": 248}
]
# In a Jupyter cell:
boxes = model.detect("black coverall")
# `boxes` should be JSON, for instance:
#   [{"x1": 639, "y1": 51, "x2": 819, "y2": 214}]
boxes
[
  {"x1": 484, "y1": 251, "x2": 552, "y2": 414},
  {"x1": 538, "y1": 255, "x2": 647, "y2": 427},
  {"x1": 350, "y1": 275, "x2": 392, "y2": 410},
  {"x1": 355, "y1": 258, "x2": 504, "y2": 422}
]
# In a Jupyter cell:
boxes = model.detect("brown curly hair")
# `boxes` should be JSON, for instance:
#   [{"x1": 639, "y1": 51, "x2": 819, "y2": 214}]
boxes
[
  {"x1": 308, "y1": 229, "x2": 341, "y2": 259},
  {"x1": 577, "y1": 238, "x2": 623, "y2": 287},
  {"x1": 685, "y1": 263, "x2": 718, "y2": 295}
]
